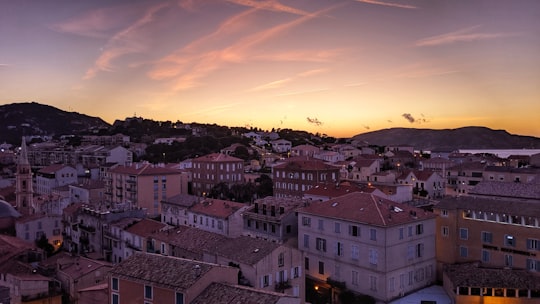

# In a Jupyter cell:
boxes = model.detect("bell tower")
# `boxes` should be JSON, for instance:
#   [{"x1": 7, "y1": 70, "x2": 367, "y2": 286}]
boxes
[{"x1": 16, "y1": 137, "x2": 34, "y2": 215}]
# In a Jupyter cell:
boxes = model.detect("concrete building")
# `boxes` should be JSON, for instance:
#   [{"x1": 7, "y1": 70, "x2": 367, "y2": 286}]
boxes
[
  {"x1": 242, "y1": 196, "x2": 307, "y2": 243},
  {"x1": 187, "y1": 198, "x2": 248, "y2": 237},
  {"x1": 433, "y1": 196, "x2": 540, "y2": 301},
  {"x1": 397, "y1": 170, "x2": 445, "y2": 199},
  {"x1": 271, "y1": 139, "x2": 292, "y2": 154},
  {"x1": 108, "y1": 252, "x2": 238, "y2": 304},
  {"x1": 105, "y1": 163, "x2": 184, "y2": 216},
  {"x1": 273, "y1": 157, "x2": 340, "y2": 198},
  {"x1": 191, "y1": 153, "x2": 244, "y2": 197},
  {"x1": 15, "y1": 214, "x2": 63, "y2": 252},
  {"x1": 297, "y1": 192, "x2": 436, "y2": 303},
  {"x1": 35, "y1": 164, "x2": 78, "y2": 195},
  {"x1": 161, "y1": 194, "x2": 200, "y2": 226}
]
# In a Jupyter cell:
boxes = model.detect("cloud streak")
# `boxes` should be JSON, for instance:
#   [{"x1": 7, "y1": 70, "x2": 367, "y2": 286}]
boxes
[
  {"x1": 355, "y1": 0, "x2": 417, "y2": 10},
  {"x1": 416, "y1": 25, "x2": 517, "y2": 47},
  {"x1": 226, "y1": 0, "x2": 313, "y2": 16}
]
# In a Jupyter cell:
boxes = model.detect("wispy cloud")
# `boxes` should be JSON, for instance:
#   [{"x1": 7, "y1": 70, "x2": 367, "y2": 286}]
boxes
[
  {"x1": 247, "y1": 68, "x2": 328, "y2": 92},
  {"x1": 226, "y1": 0, "x2": 313, "y2": 16},
  {"x1": 149, "y1": 4, "x2": 343, "y2": 91},
  {"x1": 355, "y1": 0, "x2": 417, "y2": 10},
  {"x1": 84, "y1": 2, "x2": 171, "y2": 79},
  {"x1": 416, "y1": 25, "x2": 517, "y2": 47}
]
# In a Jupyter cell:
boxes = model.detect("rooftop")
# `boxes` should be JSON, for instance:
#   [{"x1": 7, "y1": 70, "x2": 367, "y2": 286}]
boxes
[
  {"x1": 189, "y1": 198, "x2": 246, "y2": 219},
  {"x1": 470, "y1": 181, "x2": 540, "y2": 200},
  {"x1": 162, "y1": 194, "x2": 200, "y2": 208},
  {"x1": 192, "y1": 282, "x2": 298, "y2": 304},
  {"x1": 192, "y1": 153, "x2": 243, "y2": 163},
  {"x1": 212, "y1": 236, "x2": 281, "y2": 266},
  {"x1": 109, "y1": 253, "x2": 227, "y2": 291},
  {"x1": 435, "y1": 195, "x2": 540, "y2": 217},
  {"x1": 444, "y1": 262, "x2": 540, "y2": 289},
  {"x1": 299, "y1": 192, "x2": 435, "y2": 227}
]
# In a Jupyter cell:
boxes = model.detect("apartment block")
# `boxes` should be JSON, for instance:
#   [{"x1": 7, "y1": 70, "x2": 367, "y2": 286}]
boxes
[{"x1": 191, "y1": 153, "x2": 244, "y2": 197}]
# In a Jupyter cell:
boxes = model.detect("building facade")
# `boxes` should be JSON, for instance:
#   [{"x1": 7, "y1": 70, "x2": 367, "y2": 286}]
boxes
[{"x1": 191, "y1": 153, "x2": 244, "y2": 197}]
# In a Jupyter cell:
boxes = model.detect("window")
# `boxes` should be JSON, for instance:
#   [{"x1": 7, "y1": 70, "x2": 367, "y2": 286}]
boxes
[
  {"x1": 416, "y1": 243, "x2": 424, "y2": 258},
  {"x1": 505, "y1": 235, "x2": 516, "y2": 247},
  {"x1": 482, "y1": 231, "x2": 493, "y2": 244},
  {"x1": 318, "y1": 219, "x2": 324, "y2": 230},
  {"x1": 527, "y1": 259, "x2": 540, "y2": 271},
  {"x1": 176, "y1": 292, "x2": 184, "y2": 304},
  {"x1": 318, "y1": 261, "x2": 324, "y2": 275},
  {"x1": 111, "y1": 277, "x2": 119, "y2": 291},
  {"x1": 389, "y1": 277, "x2": 395, "y2": 292},
  {"x1": 305, "y1": 257, "x2": 310, "y2": 270},
  {"x1": 278, "y1": 253, "x2": 284, "y2": 267},
  {"x1": 441, "y1": 226, "x2": 449, "y2": 237},
  {"x1": 408, "y1": 226, "x2": 413, "y2": 237},
  {"x1": 335, "y1": 222, "x2": 341, "y2": 233},
  {"x1": 352, "y1": 270, "x2": 359, "y2": 286},
  {"x1": 293, "y1": 266, "x2": 300, "y2": 278},
  {"x1": 482, "y1": 250, "x2": 490, "y2": 263},
  {"x1": 316, "y1": 238, "x2": 327, "y2": 252},
  {"x1": 336, "y1": 241, "x2": 344, "y2": 256},
  {"x1": 527, "y1": 238, "x2": 539, "y2": 250},
  {"x1": 303, "y1": 234, "x2": 310, "y2": 248},
  {"x1": 460, "y1": 246, "x2": 468, "y2": 258},
  {"x1": 349, "y1": 225, "x2": 359, "y2": 237},
  {"x1": 441, "y1": 209, "x2": 448, "y2": 217},
  {"x1": 370, "y1": 228, "x2": 377, "y2": 241},
  {"x1": 351, "y1": 245, "x2": 359, "y2": 260},
  {"x1": 370, "y1": 276, "x2": 377, "y2": 291},
  {"x1": 112, "y1": 294, "x2": 119, "y2": 304},
  {"x1": 408, "y1": 271, "x2": 413, "y2": 285},
  {"x1": 399, "y1": 227, "x2": 404, "y2": 240},
  {"x1": 505, "y1": 254, "x2": 513, "y2": 267},
  {"x1": 369, "y1": 248, "x2": 378, "y2": 265},
  {"x1": 459, "y1": 228, "x2": 468, "y2": 240},
  {"x1": 302, "y1": 217, "x2": 311, "y2": 227},
  {"x1": 416, "y1": 224, "x2": 424, "y2": 235},
  {"x1": 407, "y1": 245, "x2": 414, "y2": 260},
  {"x1": 263, "y1": 275, "x2": 270, "y2": 287},
  {"x1": 144, "y1": 285, "x2": 153, "y2": 300}
]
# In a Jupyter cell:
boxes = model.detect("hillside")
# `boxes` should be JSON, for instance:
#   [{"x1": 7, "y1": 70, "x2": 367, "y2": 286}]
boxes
[
  {"x1": 0, "y1": 102, "x2": 110, "y2": 144},
  {"x1": 352, "y1": 127, "x2": 540, "y2": 150}
]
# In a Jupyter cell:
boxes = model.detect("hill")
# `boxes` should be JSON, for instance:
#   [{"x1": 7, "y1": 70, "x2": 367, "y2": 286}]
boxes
[
  {"x1": 351, "y1": 127, "x2": 540, "y2": 150},
  {"x1": 0, "y1": 102, "x2": 110, "y2": 144}
]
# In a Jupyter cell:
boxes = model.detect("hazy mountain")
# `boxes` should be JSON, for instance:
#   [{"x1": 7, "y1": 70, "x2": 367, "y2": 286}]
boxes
[
  {"x1": 0, "y1": 102, "x2": 110, "y2": 144},
  {"x1": 352, "y1": 127, "x2": 540, "y2": 150}
]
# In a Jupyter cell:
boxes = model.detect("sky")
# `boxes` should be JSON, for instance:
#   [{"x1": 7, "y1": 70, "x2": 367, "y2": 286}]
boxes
[{"x1": 1, "y1": 0, "x2": 540, "y2": 138}]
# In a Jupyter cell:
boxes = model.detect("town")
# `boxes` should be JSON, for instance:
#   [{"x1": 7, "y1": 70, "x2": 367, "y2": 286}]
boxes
[{"x1": 0, "y1": 117, "x2": 540, "y2": 304}]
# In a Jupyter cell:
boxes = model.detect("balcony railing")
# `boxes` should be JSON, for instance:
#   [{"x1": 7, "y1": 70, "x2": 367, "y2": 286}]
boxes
[{"x1": 274, "y1": 280, "x2": 291, "y2": 292}]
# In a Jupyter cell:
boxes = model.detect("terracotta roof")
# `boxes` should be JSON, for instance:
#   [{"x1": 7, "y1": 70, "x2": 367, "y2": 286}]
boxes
[
  {"x1": 162, "y1": 194, "x2": 199, "y2": 207},
  {"x1": 125, "y1": 218, "x2": 168, "y2": 236},
  {"x1": 435, "y1": 196, "x2": 540, "y2": 217},
  {"x1": 470, "y1": 181, "x2": 540, "y2": 200},
  {"x1": 192, "y1": 282, "x2": 297, "y2": 304},
  {"x1": 274, "y1": 158, "x2": 339, "y2": 171},
  {"x1": 298, "y1": 192, "x2": 435, "y2": 227},
  {"x1": 353, "y1": 158, "x2": 378, "y2": 168},
  {"x1": 212, "y1": 236, "x2": 280, "y2": 266},
  {"x1": 444, "y1": 262, "x2": 540, "y2": 289},
  {"x1": 62, "y1": 203, "x2": 84, "y2": 215},
  {"x1": 58, "y1": 256, "x2": 112, "y2": 280},
  {"x1": 189, "y1": 198, "x2": 247, "y2": 219},
  {"x1": 151, "y1": 226, "x2": 226, "y2": 254},
  {"x1": 109, "y1": 253, "x2": 223, "y2": 291},
  {"x1": 484, "y1": 166, "x2": 540, "y2": 174},
  {"x1": 303, "y1": 183, "x2": 362, "y2": 198},
  {"x1": 38, "y1": 164, "x2": 72, "y2": 174},
  {"x1": 193, "y1": 153, "x2": 243, "y2": 163}
]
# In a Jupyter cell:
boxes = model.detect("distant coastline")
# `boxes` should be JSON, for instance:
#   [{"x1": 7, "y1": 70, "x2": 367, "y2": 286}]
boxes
[{"x1": 458, "y1": 149, "x2": 540, "y2": 158}]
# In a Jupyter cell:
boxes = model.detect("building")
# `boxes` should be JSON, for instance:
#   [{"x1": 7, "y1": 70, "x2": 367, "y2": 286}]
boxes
[
  {"x1": 397, "y1": 170, "x2": 445, "y2": 199},
  {"x1": 273, "y1": 157, "x2": 340, "y2": 198},
  {"x1": 271, "y1": 139, "x2": 292, "y2": 154},
  {"x1": 161, "y1": 194, "x2": 200, "y2": 226},
  {"x1": 297, "y1": 192, "x2": 437, "y2": 303},
  {"x1": 291, "y1": 145, "x2": 320, "y2": 158},
  {"x1": 35, "y1": 164, "x2": 78, "y2": 195},
  {"x1": 347, "y1": 158, "x2": 380, "y2": 182},
  {"x1": 434, "y1": 196, "x2": 540, "y2": 283},
  {"x1": 105, "y1": 163, "x2": 184, "y2": 216},
  {"x1": 187, "y1": 198, "x2": 248, "y2": 237},
  {"x1": 191, "y1": 153, "x2": 244, "y2": 197},
  {"x1": 242, "y1": 196, "x2": 307, "y2": 243},
  {"x1": 15, "y1": 214, "x2": 63, "y2": 252},
  {"x1": 191, "y1": 282, "x2": 301, "y2": 304},
  {"x1": 108, "y1": 252, "x2": 238, "y2": 304},
  {"x1": 15, "y1": 137, "x2": 34, "y2": 215},
  {"x1": 445, "y1": 161, "x2": 486, "y2": 196},
  {"x1": 69, "y1": 180, "x2": 106, "y2": 206}
]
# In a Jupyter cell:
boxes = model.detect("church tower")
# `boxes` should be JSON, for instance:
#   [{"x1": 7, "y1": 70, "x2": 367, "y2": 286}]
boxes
[{"x1": 16, "y1": 137, "x2": 34, "y2": 215}]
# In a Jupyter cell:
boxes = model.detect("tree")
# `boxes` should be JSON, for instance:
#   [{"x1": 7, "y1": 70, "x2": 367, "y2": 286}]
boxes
[
  {"x1": 35, "y1": 234, "x2": 55, "y2": 257},
  {"x1": 256, "y1": 174, "x2": 273, "y2": 198}
]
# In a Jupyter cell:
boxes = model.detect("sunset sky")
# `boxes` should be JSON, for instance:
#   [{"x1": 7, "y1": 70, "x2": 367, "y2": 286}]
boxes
[{"x1": 1, "y1": 0, "x2": 539, "y2": 138}]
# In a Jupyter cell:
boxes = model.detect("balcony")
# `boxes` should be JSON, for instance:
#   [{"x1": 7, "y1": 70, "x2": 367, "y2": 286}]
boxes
[
  {"x1": 275, "y1": 280, "x2": 292, "y2": 292},
  {"x1": 79, "y1": 224, "x2": 96, "y2": 233},
  {"x1": 326, "y1": 277, "x2": 346, "y2": 289}
]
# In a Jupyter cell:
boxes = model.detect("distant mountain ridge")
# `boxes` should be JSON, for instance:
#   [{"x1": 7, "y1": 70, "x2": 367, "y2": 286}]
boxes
[
  {"x1": 0, "y1": 102, "x2": 110, "y2": 144},
  {"x1": 352, "y1": 127, "x2": 540, "y2": 150}
]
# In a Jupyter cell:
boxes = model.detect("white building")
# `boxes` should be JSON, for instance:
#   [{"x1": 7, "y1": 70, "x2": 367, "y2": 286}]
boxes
[
  {"x1": 297, "y1": 192, "x2": 437, "y2": 303},
  {"x1": 35, "y1": 164, "x2": 77, "y2": 195}
]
